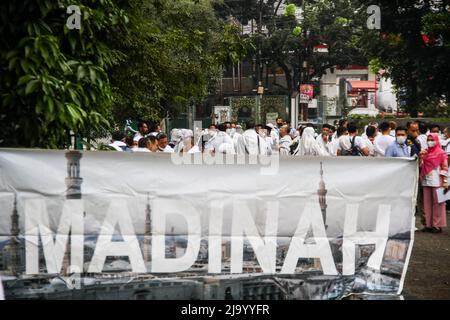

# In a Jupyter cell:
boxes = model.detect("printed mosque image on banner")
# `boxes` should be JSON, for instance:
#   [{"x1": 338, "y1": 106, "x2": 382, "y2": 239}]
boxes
[{"x1": 0, "y1": 150, "x2": 415, "y2": 300}]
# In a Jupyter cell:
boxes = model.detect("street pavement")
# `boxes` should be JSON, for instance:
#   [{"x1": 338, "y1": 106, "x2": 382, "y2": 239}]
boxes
[{"x1": 403, "y1": 213, "x2": 450, "y2": 300}]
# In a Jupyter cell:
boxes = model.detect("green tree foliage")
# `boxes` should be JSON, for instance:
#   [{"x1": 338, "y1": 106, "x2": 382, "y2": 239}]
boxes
[
  {"x1": 0, "y1": 0, "x2": 249, "y2": 148},
  {"x1": 108, "y1": 0, "x2": 250, "y2": 124},
  {"x1": 216, "y1": 0, "x2": 372, "y2": 93},
  {"x1": 0, "y1": 0, "x2": 128, "y2": 148},
  {"x1": 357, "y1": 0, "x2": 450, "y2": 117}
]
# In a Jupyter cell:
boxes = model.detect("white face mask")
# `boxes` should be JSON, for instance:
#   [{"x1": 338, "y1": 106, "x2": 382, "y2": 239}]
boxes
[
  {"x1": 396, "y1": 136, "x2": 406, "y2": 145},
  {"x1": 427, "y1": 141, "x2": 436, "y2": 148}
]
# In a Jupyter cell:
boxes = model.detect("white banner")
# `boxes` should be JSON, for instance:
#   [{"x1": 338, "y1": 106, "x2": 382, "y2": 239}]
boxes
[{"x1": 0, "y1": 149, "x2": 417, "y2": 300}]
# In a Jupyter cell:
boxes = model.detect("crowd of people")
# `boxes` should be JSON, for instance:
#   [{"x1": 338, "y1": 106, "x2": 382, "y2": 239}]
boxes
[{"x1": 109, "y1": 117, "x2": 450, "y2": 234}]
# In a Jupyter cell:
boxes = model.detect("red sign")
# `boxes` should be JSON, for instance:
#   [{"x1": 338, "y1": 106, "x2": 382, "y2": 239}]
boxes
[{"x1": 299, "y1": 84, "x2": 313, "y2": 98}]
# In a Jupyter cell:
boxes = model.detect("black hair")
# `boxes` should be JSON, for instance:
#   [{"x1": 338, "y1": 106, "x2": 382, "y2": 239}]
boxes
[
  {"x1": 379, "y1": 122, "x2": 390, "y2": 132},
  {"x1": 338, "y1": 119, "x2": 348, "y2": 127},
  {"x1": 347, "y1": 125, "x2": 358, "y2": 134},
  {"x1": 156, "y1": 132, "x2": 167, "y2": 140},
  {"x1": 149, "y1": 122, "x2": 160, "y2": 133},
  {"x1": 218, "y1": 123, "x2": 227, "y2": 132},
  {"x1": 147, "y1": 135, "x2": 157, "y2": 143},
  {"x1": 418, "y1": 121, "x2": 428, "y2": 134},
  {"x1": 138, "y1": 121, "x2": 148, "y2": 130},
  {"x1": 246, "y1": 121, "x2": 255, "y2": 129},
  {"x1": 138, "y1": 138, "x2": 147, "y2": 148},
  {"x1": 336, "y1": 126, "x2": 348, "y2": 138},
  {"x1": 209, "y1": 124, "x2": 217, "y2": 129},
  {"x1": 396, "y1": 126, "x2": 407, "y2": 134},
  {"x1": 125, "y1": 136, "x2": 134, "y2": 147},
  {"x1": 322, "y1": 124, "x2": 332, "y2": 130},
  {"x1": 429, "y1": 124, "x2": 440, "y2": 131},
  {"x1": 112, "y1": 130, "x2": 124, "y2": 141},
  {"x1": 366, "y1": 126, "x2": 376, "y2": 138}
]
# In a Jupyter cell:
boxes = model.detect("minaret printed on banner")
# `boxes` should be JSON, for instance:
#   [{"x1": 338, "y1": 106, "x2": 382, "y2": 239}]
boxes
[
  {"x1": 143, "y1": 193, "x2": 152, "y2": 262},
  {"x1": 9, "y1": 193, "x2": 20, "y2": 276},
  {"x1": 63, "y1": 151, "x2": 83, "y2": 275},
  {"x1": 318, "y1": 162, "x2": 328, "y2": 229}
]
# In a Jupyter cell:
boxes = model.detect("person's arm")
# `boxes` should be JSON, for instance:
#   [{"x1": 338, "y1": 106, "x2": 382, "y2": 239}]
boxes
[{"x1": 440, "y1": 159, "x2": 449, "y2": 188}]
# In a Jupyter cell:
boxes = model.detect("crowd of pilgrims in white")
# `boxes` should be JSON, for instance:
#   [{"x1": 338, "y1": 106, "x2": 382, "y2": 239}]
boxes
[{"x1": 108, "y1": 119, "x2": 450, "y2": 158}]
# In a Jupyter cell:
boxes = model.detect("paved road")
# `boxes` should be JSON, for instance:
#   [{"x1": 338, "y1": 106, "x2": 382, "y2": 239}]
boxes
[{"x1": 403, "y1": 213, "x2": 450, "y2": 300}]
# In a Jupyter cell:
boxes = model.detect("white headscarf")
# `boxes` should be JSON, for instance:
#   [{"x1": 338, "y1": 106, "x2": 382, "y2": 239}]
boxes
[
  {"x1": 295, "y1": 127, "x2": 329, "y2": 156},
  {"x1": 174, "y1": 129, "x2": 194, "y2": 153},
  {"x1": 339, "y1": 135, "x2": 352, "y2": 152}
]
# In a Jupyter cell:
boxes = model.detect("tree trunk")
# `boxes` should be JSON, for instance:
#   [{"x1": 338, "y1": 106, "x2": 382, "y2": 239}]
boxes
[{"x1": 278, "y1": 60, "x2": 293, "y2": 93}]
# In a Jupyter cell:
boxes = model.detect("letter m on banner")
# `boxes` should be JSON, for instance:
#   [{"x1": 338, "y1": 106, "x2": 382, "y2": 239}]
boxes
[{"x1": 25, "y1": 199, "x2": 84, "y2": 274}]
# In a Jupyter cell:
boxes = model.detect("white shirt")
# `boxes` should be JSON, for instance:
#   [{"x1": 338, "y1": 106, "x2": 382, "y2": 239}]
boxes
[
  {"x1": 442, "y1": 138, "x2": 450, "y2": 155},
  {"x1": 418, "y1": 134, "x2": 428, "y2": 150},
  {"x1": 421, "y1": 167, "x2": 442, "y2": 187},
  {"x1": 132, "y1": 147, "x2": 150, "y2": 153},
  {"x1": 158, "y1": 145, "x2": 174, "y2": 153},
  {"x1": 328, "y1": 138, "x2": 341, "y2": 156},
  {"x1": 362, "y1": 137, "x2": 376, "y2": 157},
  {"x1": 338, "y1": 135, "x2": 366, "y2": 151},
  {"x1": 374, "y1": 134, "x2": 395, "y2": 157},
  {"x1": 133, "y1": 132, "x2": 145, "y2": 142},
  {"x1": 109, "y1": 141, "x2": 127, "y2": 151}
]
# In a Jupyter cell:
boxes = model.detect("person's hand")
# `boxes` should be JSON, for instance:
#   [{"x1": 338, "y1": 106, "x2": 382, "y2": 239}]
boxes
[
  {"x1": 442, "y1": 181, "x2": 449, "y2": 190},
  {"x1": 419, "y1": 149, "x2": 427, "y2": 157}
]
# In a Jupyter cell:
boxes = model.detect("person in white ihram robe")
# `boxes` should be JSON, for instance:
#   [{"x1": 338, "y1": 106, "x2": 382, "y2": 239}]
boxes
[
  {"x1": 293, "y1": 127, "x2": 329, "y2": 156},
  {"x1": 278, "y1": 125, "x2": 292, "y2": 155},
  {"x1": 237, "y1": 127, "x2": 268, "y2": 155}
]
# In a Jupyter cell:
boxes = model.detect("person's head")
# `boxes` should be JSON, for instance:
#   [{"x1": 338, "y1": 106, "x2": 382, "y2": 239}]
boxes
[
  {"x1": 138, "y1": 138, "x2": 147, "y2": 148},
  {"x1": 276, "y1": 117, "x2": 284, "y2": 128},
  {"x1": 379, "y1": 122, "x2": 390, "y2": 134},
  {"x1": 156, "y1": 133, "x2": 169, "y2": 150},
  {"x1": 125, "y1": 136, "x2": 135, "y2": 148},
  {"x1": 430, "y1": 124, "x2": 441, "y2": 134},
  {"x1": 338, "y1": 119, "x2": 348, "y2": 128},
  {"x1": 149, "y1": 122, "x2": 161, "y2": 133},
  {"x1": 230, "y1": 122, "x2": 237, "y2": 129},
  {"x1": 418, "y1": 121, "x2": 428, "y2": 135},
  {"x1": 224, "y1": 122, "x2": 232, "y2": 129},
  {"x1": 208, "y1": 124, "x2": 217, "y2": 130},
  {"x1": 368, "y1": 121, "x2": 378, "y2": 129},
  {"x1": 427, "y1": 133, "x2": 442, "y2": 150},
  {"x1": 321, "y1": 124, "x2": 332, "y2": 137},
  {"x1": 112, "y1": 130, "x2": 124, "y2": 142},
  {"x1": 246, "y1": 120, "x2": 255, "y2": 130},
  {"x1": 146, "y1": 135, "x2": 158, "y2": 152},
  {"x1": 389, "y1": 121, "x2": 397, "y2": 131},
  {"x1": 408, "y1": 122, "x2": 419, "y2": 138},
  {"x1": 347, "y1": 125, "x2": 358, "y2": 136},
  {"x1": 366, "y1": 126, "x2": 377, "y2": 139},
  {"x1": 138, "y1": 121, "x2": 149, "y2": 135},
  {"x1": 395, "y1": 126, "x2": 407, "y2": 145},
  {"x1": 444, "y1": 127, "x2": 450, "y2": 139},
  {"x1": 279, "y1": 125, "x2": 289, "y2": 137},
  {"x1": 336, "y1": 126, "x2": 348, "y2": 138},
  {"x1": 218, "y1": 123, "x2": 227, "y2": 132}
]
